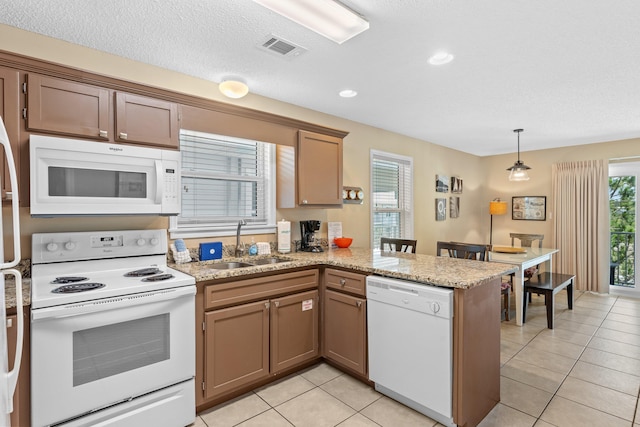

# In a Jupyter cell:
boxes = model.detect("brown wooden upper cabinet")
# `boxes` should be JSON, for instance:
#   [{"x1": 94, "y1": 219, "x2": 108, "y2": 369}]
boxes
[
  {"x1": 115, "y1": 92, "x2": 179, "y2": 149},
  {"x1": 277, "y1": 130, "x2": 343, "y2": 208},
  {"x1": 25, "y1": 74, "x2": 110, "y2": 140},
  {"x1": 25, "y1": 74, "x2": 179, "y2": 149},
  {"x1": 0, "y1": 67, "x2": 20, "y2": 200}
]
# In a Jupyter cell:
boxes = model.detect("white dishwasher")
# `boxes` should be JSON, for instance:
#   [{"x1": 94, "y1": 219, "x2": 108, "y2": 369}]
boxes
[{"x1": 367, "y1": 275, "x2": 455, "y2": 427}]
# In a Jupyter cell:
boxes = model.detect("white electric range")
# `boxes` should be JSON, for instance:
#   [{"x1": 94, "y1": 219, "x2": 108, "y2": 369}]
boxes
[{"x1": 30, "y1": 229, "x2": 196, "y2": 427}]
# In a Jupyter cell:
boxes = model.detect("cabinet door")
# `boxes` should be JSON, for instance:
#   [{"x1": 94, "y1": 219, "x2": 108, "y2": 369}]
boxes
[
  {"x1": 270, "y1": 289, "x2": 319, "y2": 373},
  {"x1": 26, "y1": 74, "x2": 110, "y2": 140},
  {"x1": 297, "y1": 130, "x2": 342, "y2": 206},
  {"x1": 204, "y1": 300, "x2": 270, "y2": 400},
  {"x1": 115, "y1": 92, "x2": 179, "y2": 149},
  {"x1": 323, "y1": 290, "x2": 367, "y2": 376},
  {"x1": 0, "y1": 67, "x2": 20, "y2": 200}
]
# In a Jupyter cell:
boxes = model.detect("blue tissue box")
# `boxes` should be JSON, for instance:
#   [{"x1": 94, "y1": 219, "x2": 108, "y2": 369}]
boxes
[{"x1": 200, "y1": 242, "x2": 223, "y2": 261}]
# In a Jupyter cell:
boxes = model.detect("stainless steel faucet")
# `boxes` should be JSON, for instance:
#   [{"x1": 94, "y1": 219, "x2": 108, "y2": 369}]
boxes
[{"x1": 235, "y1": 219, "x2": 247, "y2": 257}]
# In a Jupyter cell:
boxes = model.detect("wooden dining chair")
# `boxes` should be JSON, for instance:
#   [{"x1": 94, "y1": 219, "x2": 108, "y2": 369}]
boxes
[
  {"x1": 436, "y1": 241, "x2": 489, "y2": 260},
  {"x1": 437, "y1": 241, "x2": 511, "y2": 321},
  {"x1": 510, "y1": 233, "x2": 545, "y2": 302},
  {"x1": 381, "y1": 237, "x2": 417, "y2": 253},
  {"x1": 510, "y1": 233, "x2": 544, "y2": 249}
]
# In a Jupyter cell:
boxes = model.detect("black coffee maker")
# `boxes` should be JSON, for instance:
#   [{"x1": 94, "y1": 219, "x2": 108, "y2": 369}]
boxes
[{"x1": 300, "y1": 220, "x2": 323, "y2": 252}]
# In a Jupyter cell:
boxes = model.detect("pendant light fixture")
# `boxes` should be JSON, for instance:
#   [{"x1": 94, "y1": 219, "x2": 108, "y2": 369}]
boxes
[{"x1": 507, "y1": 129, "x2": 531, "y2": 181}]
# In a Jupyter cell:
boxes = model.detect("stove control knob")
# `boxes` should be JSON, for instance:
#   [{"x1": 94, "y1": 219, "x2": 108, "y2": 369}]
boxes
[
  {"x1": 150, "y1": 238, "x2": 159, "y2": 246},
  {"x1": 136, "y1": 238, "x2": 146, "y2": 246},
  {"x1": 46, "y1": 242, "x2": 58, "y2": 252},
  {"x1": 64, "y1": 241, "x2": 76, "y2": 251}
]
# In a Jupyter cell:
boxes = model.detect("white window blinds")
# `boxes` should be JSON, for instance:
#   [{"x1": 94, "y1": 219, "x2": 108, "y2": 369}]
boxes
[
  {"x1": 370, "y1": 150, "x2": 414, "y2": 249},
  {"x1": 170, "y1": 130, "x2": 275, "y2": 237}
]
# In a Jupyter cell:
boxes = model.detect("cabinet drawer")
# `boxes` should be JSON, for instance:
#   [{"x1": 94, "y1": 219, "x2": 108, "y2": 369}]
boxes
[
  {"x1": 325, "y1": 268, "x2": 366, "y2": 296},
  {"x1": 205, "y1": 269, "x2": 319, "y2": 310}
]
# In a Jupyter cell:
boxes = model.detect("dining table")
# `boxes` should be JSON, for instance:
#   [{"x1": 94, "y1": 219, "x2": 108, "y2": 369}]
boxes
[{"x1": 489, "y1": 247, "x2": 559, "y2": 326}]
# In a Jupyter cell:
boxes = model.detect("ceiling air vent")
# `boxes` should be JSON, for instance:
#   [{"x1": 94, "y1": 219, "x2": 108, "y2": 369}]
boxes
[{"x1": 258, "y1": 35, "x2": 307, "y2": 59}]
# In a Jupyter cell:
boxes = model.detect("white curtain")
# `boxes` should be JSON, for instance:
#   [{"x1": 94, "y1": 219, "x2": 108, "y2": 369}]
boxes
[{"x1": 552, "y1": 160, "x2": 609, "y2": 293}]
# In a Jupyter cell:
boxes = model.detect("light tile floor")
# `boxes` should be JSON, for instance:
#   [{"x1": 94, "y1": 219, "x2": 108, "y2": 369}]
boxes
[{"x1": 193, "y1": 291, "x2": 640, "y2": 427}]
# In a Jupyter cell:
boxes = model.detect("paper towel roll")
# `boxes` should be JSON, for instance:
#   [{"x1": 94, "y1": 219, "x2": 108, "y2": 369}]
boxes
[{"x1": 277, "y1": 220, "x2": 291, "y2": 253}]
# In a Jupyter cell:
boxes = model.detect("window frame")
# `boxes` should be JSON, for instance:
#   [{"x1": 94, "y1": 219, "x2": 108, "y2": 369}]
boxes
[
  {"x1": 370, "y1": 149, "x2": 414, "y2": 250},
  {"x1": 169, "y1": 130, "x2": 276, "y2": 239}
]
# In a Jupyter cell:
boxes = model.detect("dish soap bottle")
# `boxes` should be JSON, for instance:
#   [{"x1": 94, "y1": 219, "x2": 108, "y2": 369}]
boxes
[{"x1": 248, "y1": 238, "x2": 258, "y2": 256}]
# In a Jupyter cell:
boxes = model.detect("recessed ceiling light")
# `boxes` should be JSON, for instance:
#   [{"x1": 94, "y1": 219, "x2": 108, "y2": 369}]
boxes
[
  {"x1": 339, "y1": 89, "x2": 358, "y2": 98},
  {"x1": 428, "y1": 52, "x2": 454, "y2": 66}
]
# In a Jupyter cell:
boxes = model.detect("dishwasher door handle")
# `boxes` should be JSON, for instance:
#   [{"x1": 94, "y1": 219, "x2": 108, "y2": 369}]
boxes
[{"x1": 389, "y1": 284, "x2": 419, "y2": 295}]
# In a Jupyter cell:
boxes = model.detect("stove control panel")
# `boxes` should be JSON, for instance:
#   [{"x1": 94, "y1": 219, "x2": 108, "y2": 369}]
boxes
[{"x1": 32, "y1": 229, "x2": 169, "y2": 264}]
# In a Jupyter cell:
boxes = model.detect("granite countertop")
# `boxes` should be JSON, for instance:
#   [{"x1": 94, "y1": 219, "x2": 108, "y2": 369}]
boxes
[
  {"x1": 5, "y1": 277, "x2": 31, "y2": 309},
  {"x1": 171, "y1": 248, "x2": 518, "y2": 289}
]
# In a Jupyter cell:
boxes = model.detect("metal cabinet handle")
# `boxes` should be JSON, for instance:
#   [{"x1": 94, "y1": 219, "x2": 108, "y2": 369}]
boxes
[
  {"x1": 265, "y1": 302, "x2": 270, "y2": 309},
  {"x1": 356, "y1": 301, "x2": 362, "y2": 308},
  {"x1": 119, "y1": 132, "x2": 128, "y2": 140},
  {"x1": 301, "y1": 199, "x2": 308, "y2": 204},
  {"x1": 339, "y1": 278, "x2": 346, "y2": 286},
  {"x1": 99, "y1": 130, "x2": 108, "y2": 138},
  {"x1": 274, "y1": 301, "x2": 280, "y2": 308}
]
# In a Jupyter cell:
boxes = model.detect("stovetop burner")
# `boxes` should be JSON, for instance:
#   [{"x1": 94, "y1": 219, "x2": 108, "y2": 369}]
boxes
[
  {"x1": 142, "y1": 273, "x2": 175, "y2": 282},
  {"x1": 51, "y1": 276, "x2": 89, "y2": 284},
  {"x1": 124, "y1": 268, "x2": 163, "y2": 277},
  {"x1": 52, "y1": 283, "x2": 106, "y2": 294}
]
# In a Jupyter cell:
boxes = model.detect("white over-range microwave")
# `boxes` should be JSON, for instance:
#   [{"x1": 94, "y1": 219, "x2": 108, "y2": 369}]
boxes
[{"x1": 30, "y1": 135, "x2": 181, "y2": 217}]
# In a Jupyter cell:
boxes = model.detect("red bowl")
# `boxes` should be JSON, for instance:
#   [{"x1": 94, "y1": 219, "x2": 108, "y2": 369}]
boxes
[{"x1": 334, "y1": 237, "x2": 353, "y2": 248}]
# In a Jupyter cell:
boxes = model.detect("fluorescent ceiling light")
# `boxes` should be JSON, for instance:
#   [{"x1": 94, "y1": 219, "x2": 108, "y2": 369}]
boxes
[{"x1": 253, "y1": 0, "x2": 369, "y2": 44}]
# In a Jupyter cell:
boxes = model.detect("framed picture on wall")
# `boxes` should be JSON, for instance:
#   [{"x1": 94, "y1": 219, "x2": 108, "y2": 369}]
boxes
[
  {"x1": 449, "y1": 196, "x2": 460, "y2": 218},
  {"x1": 450, "y1": 176, "x2": 463, "y2": 193},
  {"x1": 512, "y1": 196, "x2": 546, "y2": 221},
  {"x1": 436, "y1": 198, "x2": 446, "y2": 221},
  {"x1": 435, "y1": 175, "x2": 449, "y2": 193}
]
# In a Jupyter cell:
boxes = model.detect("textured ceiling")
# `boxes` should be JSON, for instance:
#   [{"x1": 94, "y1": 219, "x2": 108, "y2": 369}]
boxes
[{"x1": 2, "y1": 0, "x2": 640, "y2": 156}]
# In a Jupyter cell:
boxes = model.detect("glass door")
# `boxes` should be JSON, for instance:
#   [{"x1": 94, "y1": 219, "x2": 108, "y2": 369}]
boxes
[{"x1": 609, "y1": 161, "x2": 639, "y2": 297}]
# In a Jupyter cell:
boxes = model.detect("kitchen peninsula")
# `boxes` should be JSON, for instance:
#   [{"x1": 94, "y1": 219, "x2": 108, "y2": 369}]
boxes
[{"x1": 173, "y1": 248, "x2": 516, "y2": 427}]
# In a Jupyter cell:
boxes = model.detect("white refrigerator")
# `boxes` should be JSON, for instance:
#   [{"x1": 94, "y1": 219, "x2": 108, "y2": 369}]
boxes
[{"x1": 0, "y1": 117, "x2": 23, "y2": 426}]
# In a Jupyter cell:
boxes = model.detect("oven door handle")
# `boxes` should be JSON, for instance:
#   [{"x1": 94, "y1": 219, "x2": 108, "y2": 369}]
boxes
[{"x1": 31, "y1": 285, "x2": 196, "y2": 321}]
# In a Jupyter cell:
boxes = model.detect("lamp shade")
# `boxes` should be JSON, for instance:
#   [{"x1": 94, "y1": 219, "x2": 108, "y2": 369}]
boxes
[{"x1": 489, "y1": 200, "x2": 508, "y2": 215}]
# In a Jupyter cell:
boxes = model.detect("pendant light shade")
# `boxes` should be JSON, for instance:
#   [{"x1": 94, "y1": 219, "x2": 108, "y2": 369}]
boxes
[{"x1": 507, "y1": 129, "x2": 531, "y2": 181}]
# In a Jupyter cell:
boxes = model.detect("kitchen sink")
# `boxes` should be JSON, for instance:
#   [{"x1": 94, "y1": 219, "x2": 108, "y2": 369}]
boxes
[
  {"x1": 206, "y1": 261, "x2": 255, "y2": 270},
  {"x1": 250, "y1": 257, "x2": 292, "y2": 265}
]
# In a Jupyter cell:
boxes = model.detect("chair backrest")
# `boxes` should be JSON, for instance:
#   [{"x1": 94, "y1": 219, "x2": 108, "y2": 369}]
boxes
[
  {"x1": 436, "y1": 241, "x2": 489, "y2": 261},
  {"x1": 381, "y1": 237, "x2": 417, "y2": 253},
  {"x1": 510, "y1": 233, "x2": 544, "y2": 248}
]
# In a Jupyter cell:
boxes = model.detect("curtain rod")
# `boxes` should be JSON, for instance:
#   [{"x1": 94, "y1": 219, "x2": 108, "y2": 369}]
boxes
[{"x1": 609, "y1": 155, "x2": 640, "y2": 162}]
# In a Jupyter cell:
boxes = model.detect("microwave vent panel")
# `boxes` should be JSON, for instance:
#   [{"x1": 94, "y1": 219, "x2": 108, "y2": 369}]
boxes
[{"x1": 258, "y1": 35, "x2": 307, "y2": 59}]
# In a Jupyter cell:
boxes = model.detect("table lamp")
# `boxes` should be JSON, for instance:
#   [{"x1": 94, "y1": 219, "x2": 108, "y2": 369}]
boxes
[{"x1": 489, "y1": 199, "x2": 508, "y2": 246}]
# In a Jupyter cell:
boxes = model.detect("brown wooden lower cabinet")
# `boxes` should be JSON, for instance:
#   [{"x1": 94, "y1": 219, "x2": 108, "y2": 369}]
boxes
[
  {"x1": 323, "y1": 289, "x2": 367, "y2": 376},
  {"x1": 203, "y1": 287, "x2": 319, "y2": 401},
  {"x1": 204, "y1": 300, "x2": 270, "y2": 400},
  {"x1": 270, "y1": 290, "x2": 319, "y2": 372}
]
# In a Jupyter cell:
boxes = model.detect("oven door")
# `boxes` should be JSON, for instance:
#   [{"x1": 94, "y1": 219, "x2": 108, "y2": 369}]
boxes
[
  {"x1": 31, "y1": 286, "x2": 195, "y2": 427},
  {"x1": 29, "y1": 134, "x2": 180, "y2": 216}
]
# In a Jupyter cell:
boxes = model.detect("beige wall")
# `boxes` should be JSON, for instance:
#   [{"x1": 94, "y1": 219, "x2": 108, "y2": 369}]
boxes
[
  {"x1": 483, "y1": 138, "x2": 640, "y2": 248},
  {"x1": 2, "y1": 25, "x2": 639, "y2": 257}
]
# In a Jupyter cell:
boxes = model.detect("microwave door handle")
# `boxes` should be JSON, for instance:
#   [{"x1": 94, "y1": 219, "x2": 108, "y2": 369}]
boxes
[
  {"x1": 154, "y1": 160, "x2": 163, "y2": 204},
  {"x1": 0, "y1": 119, "x2": 20, "y2": 268}
]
